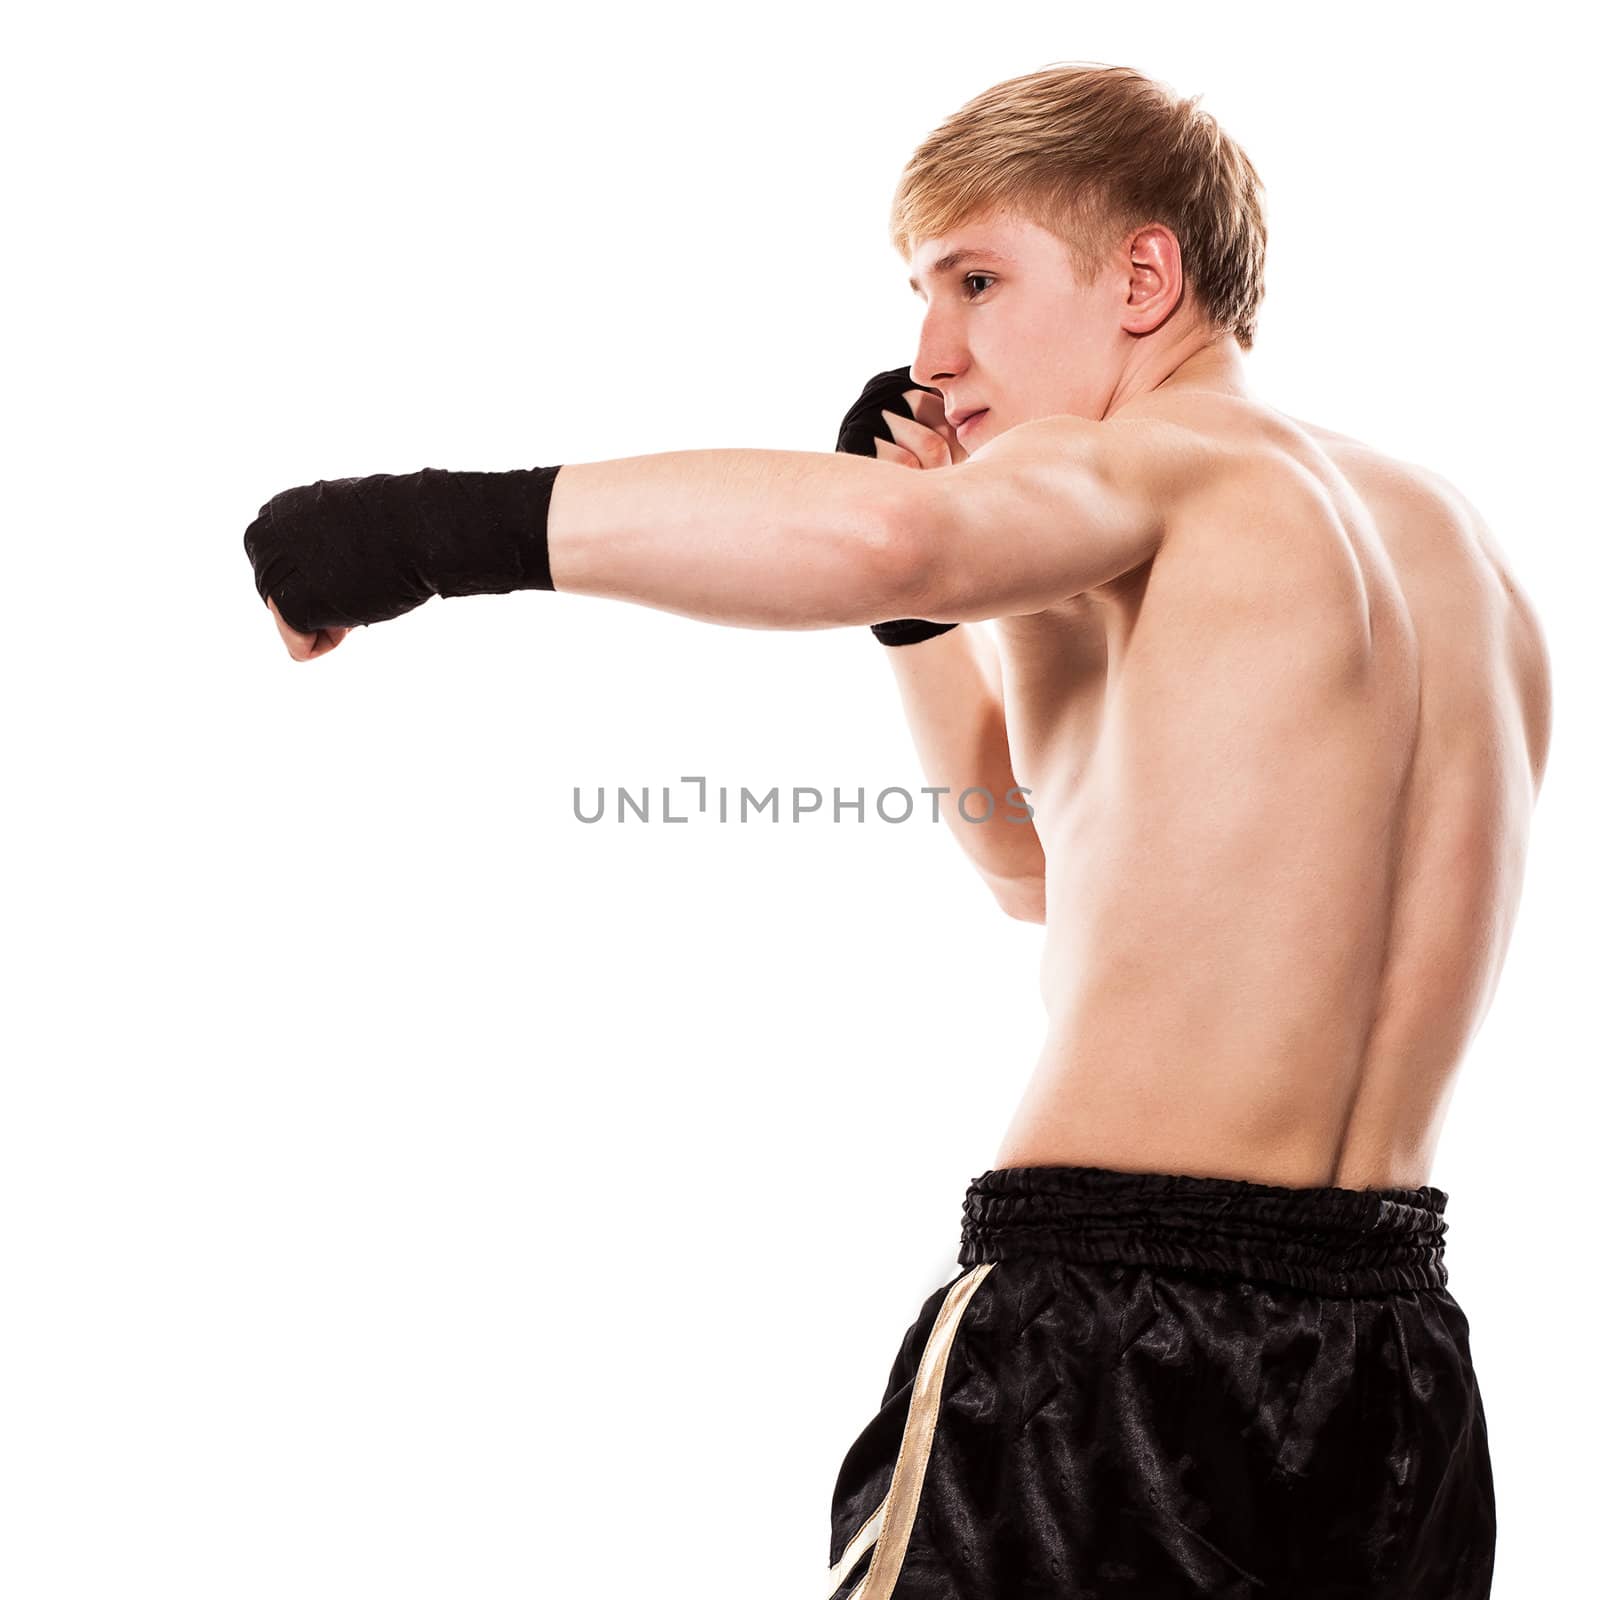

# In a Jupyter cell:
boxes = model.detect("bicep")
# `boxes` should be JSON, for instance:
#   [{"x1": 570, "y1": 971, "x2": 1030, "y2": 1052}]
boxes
[{"x1": 893, "y1": 414, "x2": 1205, "y2": 623}]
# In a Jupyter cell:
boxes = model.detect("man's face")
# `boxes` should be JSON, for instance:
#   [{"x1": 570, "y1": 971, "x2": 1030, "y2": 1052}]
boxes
[{"x1": 906, "y1": 207, "x2": 1126, "y2": 446}]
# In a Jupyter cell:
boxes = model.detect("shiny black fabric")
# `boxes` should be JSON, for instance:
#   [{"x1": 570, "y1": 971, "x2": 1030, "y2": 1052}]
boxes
[{"x1": 829, "y1": 1164, "x2": 1495, "y2": 1598}]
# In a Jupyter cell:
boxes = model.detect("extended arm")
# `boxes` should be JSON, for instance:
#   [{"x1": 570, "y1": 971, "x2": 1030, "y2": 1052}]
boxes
[
  {"x1": 244, "y1": 409, "x2": 1203, "y2": 649},
  {"x1": 246, "y1": 447, "x2": 923, "y2": 650},
  {"x1": 544, "y1": 449, "x2": 916, "y2": 629}
]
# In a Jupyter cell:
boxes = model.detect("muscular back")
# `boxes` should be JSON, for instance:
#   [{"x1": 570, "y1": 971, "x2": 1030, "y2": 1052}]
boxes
[{"x1": 991, "y1": 394, "x2": 1552, "y2": 1190}]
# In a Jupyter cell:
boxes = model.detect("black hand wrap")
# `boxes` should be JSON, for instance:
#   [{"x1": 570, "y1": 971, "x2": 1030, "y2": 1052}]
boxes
[
  {"x1": 243, "y1": 466, "x2": 563, "y2": 634},
  {"x1": 834, "y1": 365, "x2": 959, "y2": 648}
]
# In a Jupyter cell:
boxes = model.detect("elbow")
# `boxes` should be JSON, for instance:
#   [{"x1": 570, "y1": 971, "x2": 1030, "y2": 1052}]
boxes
[
  {"x1": 988, "y1": 871, "x2": 1047, "y2": 924},
  {"x1": 863, "y1": 477, "x2": 946, "y2": 625}
]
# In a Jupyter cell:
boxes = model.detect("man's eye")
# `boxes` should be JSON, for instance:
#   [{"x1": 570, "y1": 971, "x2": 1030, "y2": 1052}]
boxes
[{"x1": 963, "y1": 274, "x2": 994, "y2": 299}]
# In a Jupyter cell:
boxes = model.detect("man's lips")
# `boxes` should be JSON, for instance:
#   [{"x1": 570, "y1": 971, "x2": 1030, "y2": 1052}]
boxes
[{"x1": 955, "y1": 409, "x2": 988, "y2": 437}]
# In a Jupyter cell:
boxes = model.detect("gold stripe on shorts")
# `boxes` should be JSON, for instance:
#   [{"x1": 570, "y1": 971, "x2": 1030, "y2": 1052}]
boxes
[
  {"x1": 853, "y1": 1262, "x2": 996, "y2": 1599},
  {"x1": 826, "y1": 1496, "x2": 886, "y2": 1598}
]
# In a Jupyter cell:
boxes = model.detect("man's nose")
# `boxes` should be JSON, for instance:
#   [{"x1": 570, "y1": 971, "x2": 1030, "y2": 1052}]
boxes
[{"x1": 910, "y1": 318, "x2": 965, "y2": 395}]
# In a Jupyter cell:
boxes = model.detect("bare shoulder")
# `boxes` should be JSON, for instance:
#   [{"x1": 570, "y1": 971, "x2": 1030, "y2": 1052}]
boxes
[
  {"x1": 1000, "y1": 394, "x2": 1259, "y2": 535},
  {"x1": 974, "y1": 396, "x2": 1240, "y2": 505},
  {"x1": 1286, "y1": 413, "x2": 1553, "y2": 793},
  {"x1": 1285, "y1": 410, "x2": 1490, "y2": 523},
  {"x1": 1101, "y1": 392, "x2": 1321, "y2": 531},
  {"x1": 1290, "y1": 416, "x2": 1539, "y2": 597}
]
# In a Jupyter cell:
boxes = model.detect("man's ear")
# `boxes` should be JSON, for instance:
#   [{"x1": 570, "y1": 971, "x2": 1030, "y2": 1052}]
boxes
[{"x1": 1122, "y1": 224, "x2": 1186, "y2": 335}]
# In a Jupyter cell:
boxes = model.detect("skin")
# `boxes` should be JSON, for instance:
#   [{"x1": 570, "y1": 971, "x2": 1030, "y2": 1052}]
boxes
[
  {"x1": 883, "y1": 207, "x2": 1552, "y2": 1188},
  {"x1": 262, "y1": 205, "x2": 1553, "y2": 1191}
]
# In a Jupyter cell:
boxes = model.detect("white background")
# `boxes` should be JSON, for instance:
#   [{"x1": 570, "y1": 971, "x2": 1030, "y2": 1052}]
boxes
[{"x1": 4, "y1": 2, "x2": 1593, "y2": 1594}]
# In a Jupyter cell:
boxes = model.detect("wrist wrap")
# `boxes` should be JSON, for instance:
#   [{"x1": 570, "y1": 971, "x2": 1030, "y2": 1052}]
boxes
[{"x1": 243, "y1": 465, "x2": 562, "y2": 633}]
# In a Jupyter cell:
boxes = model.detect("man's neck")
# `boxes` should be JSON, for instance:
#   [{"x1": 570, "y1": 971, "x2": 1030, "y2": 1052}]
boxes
[{"x1": 1107, "y1": 331, "x2": 1251, "y2": 415}]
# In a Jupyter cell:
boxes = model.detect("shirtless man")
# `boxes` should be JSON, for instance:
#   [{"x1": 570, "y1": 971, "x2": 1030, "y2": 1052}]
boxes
[
  {"x1": 866, "y1": 315, "x2": 1550, "y2": 1196},
  {"x1": 242, "y1": 63, "x2": 1549, "y2": 1600}
]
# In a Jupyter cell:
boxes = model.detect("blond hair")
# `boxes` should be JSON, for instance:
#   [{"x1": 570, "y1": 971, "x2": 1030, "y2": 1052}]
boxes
[{"x1": 890, "y1": 63, "x2": 1268, "y2": 350}]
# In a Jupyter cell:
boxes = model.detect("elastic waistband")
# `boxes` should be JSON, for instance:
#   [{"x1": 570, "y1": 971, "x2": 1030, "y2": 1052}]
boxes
[{"x1": 957, "y1": 1164, "x2": 1450, "y2": 1295}]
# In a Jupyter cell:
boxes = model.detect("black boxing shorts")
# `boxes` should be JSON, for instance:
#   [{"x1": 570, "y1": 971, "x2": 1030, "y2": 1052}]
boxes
[{"x1": 826, "y1": 1164, "x2": 1495, "y2": 1598}]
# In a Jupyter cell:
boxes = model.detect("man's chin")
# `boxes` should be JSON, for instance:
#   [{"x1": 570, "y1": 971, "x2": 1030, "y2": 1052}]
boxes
[{"x1": 964, "y1": 413, "x2": 1005, "y2": 455}]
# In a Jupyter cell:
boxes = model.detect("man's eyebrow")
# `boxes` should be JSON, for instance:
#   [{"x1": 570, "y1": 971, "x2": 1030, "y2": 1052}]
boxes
[{"x1": 908, "y1": 249, "x2": 1013, "y2": 295}]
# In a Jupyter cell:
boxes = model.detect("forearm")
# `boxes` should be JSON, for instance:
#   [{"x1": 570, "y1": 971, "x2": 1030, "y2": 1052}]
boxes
[
  {"x1": 546, "y1": 448, "x2": 913, "y2": 629},
  {"x1": 886, "y1": 624, "x2": 1047, "y2": 887}
]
